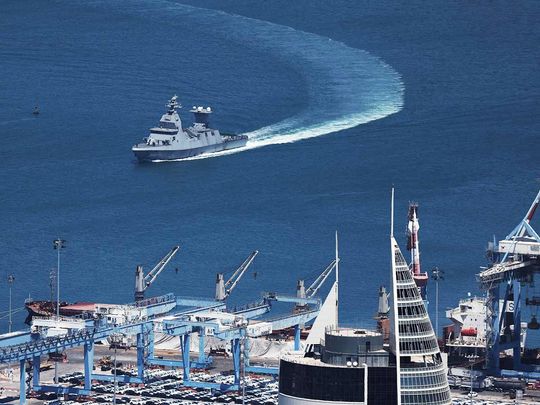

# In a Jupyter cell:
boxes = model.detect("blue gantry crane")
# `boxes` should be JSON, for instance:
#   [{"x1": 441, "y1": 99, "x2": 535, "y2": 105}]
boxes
[
  {"x1": 243, "y1": 258, "x2": 337, "y2": 375},
  {"x1": 148, "y1": 251, "x2": 270, "y2": 370},
  {"x1": 0, "y1": 291, "x2": 251, "y2": 404},
  {"x1": 0, "y1": 246, "x2": 338, "y2": 402},
  {"x1": 0, "y1": 299, "x2": 163, "y2": 404},
  {"x1": 157, "y1": 304, "x2": 321, "y2": 389},
  {"x1": 479, "y1": 189, "x2": 540, "y2": 377}
]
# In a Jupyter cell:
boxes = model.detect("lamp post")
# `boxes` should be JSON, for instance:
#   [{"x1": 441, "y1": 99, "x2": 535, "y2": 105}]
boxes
[
  {"x1": 431, "y1": 267, "x2": 444, "y2": 338},
  {"x1": 52, "y1": 238, "x2": 66, "y2": 387},
  {"x1": 6, "y1": 274, "x2": 15, "y2": 383},
  {"x1": 111, "y1": 333, "x2": 126, "y2": 405},
  {"x1": 113, "y1": 337, "x2": 118, "y2": 405},
  {"x1": 53, "y1": 239, "x2": 66, "y2": 319},
  {"x1": 7, "y1": 274, "x2": 15, "y2": 333},
  {"x1": 49, "y1": 269, "x2": 56, "y2": 306},
  {"x1": 241, "y1": 336, "x2": 246, "y2": 405},
  {"x1": 466, "y1": 353, "x2": 479, "y2": 404}
]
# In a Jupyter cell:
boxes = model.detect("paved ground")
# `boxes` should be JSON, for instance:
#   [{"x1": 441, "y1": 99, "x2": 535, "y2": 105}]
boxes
[{"x1": 450, "y1": 388, "x2": 540, "y2": 404}]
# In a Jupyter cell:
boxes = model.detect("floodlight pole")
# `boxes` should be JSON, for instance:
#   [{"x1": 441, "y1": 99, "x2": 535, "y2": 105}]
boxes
[
  {"x1": 7, "y1": 274, "x2": 15, "y2": 333},
  {"x1": 431, "y1": 267, "x2": 444, "y2": 338},
  {"x1": 53, "y1": 238, "x2": 66, "y2": 387}
]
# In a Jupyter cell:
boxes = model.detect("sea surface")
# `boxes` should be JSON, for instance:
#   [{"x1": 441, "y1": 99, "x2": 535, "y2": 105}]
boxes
[{"x1": 0, "y1": 0, "x2": 539, "y2": 346}]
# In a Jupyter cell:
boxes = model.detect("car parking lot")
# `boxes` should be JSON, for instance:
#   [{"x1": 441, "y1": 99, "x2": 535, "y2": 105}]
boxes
[{"x1": 35, "y1": 368, "x2": 278, "y2": 405}]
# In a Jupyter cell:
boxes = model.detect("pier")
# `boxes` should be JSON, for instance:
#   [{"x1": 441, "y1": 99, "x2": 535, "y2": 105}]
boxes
[{"x1": 0, "y1": 250, "x2": 335, "y2": 404}]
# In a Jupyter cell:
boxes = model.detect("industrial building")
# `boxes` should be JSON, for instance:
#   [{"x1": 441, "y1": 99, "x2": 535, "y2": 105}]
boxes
[{"x1": 279, "y1": 328, "x2": 397, "y2": 405}]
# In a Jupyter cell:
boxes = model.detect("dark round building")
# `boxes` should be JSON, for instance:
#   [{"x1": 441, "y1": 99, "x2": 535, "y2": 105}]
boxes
[{"x1": 278, "y1": 328, "x2": 397, "y2": 405}]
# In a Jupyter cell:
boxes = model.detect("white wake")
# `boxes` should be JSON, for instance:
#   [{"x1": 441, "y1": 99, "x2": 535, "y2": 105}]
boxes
[{"x1": 84, "y1": 0, "x2": 405, "y2": 161}]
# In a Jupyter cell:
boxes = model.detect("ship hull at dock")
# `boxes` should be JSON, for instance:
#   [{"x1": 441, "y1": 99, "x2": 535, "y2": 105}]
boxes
[
  {"x1": 24, "y1": 300, "x2": 96, "y2": 324},
  {"x1": 24, "y1": 300, "x2": 69, "y2": 323},
  {"x1": 132, "y1": 136, "x2": 247, "y2": 162}
]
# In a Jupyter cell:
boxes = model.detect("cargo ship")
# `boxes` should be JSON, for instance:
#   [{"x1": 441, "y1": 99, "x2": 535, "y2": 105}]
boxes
[{"x1": 444, "y1": 295, "x2": 529, "y2": 367}]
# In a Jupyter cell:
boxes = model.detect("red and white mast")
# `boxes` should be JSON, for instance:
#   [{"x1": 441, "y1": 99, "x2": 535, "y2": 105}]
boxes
[{"x1": 407, "y1": 203, "x2": 428, "y2": 298}]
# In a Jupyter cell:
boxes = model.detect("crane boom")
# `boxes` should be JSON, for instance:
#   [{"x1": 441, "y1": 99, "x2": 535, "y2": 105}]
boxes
[
  {"x1": 305, "y1": 259, "x2": 336, "y2": 298},
  {"x1": 225, "y1": 250, "x2": 258, "y2": 289},
  {"x1": 265, "y1": 259, "x2": 336, "y2": 310},
  {"x1": 135, "y1": 245, "x2": 180, "y2": 301},
  {"x1": 215, "y1": 251, "x2": 258, "y2": 301},
  {"x1": 145, "y1": 245, "x2": 180, "y2": 286},
  {"x1": 504, "y1": 188, "x2": 540, "y2": 240},
  {"x1": 524, "y1": 189, "x2": 540, "y2": 225}
]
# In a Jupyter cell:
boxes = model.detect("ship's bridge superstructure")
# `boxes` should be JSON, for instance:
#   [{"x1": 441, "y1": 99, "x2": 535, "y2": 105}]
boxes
[
  {"x1": 145, "y1": 95, "x2": 183, "y2": 145},
  {"x1": 446, "y1": 296, "x2": 488, "y2": 349}
]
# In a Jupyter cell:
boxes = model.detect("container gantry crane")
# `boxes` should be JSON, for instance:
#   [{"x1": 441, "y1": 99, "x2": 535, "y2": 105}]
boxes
[
  {"x1": 478, "y1": 189, "x2": 540, "y2": 376},
  {"x1": 135, "y1": 246, "x2": 180, "y2": 302}
]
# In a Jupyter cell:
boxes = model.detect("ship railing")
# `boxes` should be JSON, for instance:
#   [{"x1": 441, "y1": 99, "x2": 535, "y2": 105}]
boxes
[
  {"x1": 457, "y1": 296, "x2": 485, "y2": 305},
  {"x1": 445, "y1": 337, "x2": 486, "y2": 346},
  {"x1": 225, "y1": 300, "x2": 267, "y2": 313},
  {"x1": 32, "y1": 315, "x2": 90, "y2": 325},
  {"x1": 73, "y1": 311, "x2": 97, "y2": 320},
  {"x1": 264, "y1": 308, "x2": 318, "y2": 323},
  {"x1": 133, "y1": 293, "x2": 175, "y2": 308}
]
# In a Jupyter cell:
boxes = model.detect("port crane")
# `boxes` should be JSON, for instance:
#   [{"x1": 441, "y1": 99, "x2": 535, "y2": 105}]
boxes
[
  {"x1": 479, "y1": 189, "x2": 540, "y2": 376},
  {"x1": 295, "y1": 259, "x2": 337, "y2": 309},
  {"x1": 157, "y1": 305, "x2": 319, "y2": 390},
  {"x1": 0, "y1": 303, "x2": 166, "y2": 403},
  {"x1": 135, "y1": 246, "x2": 180, "y2": 302},
  {"x1": 152, "y1": 250, "x2": 267, "y2": 370},
  {"x1": 260, "y1": 257, "x2": 337, "y2": 358},
  {"x1": 263, "y1": 258, "x2": 336, "y2": 309},
  {"x1": 215, "y1": 250, "x2": 259, "y2": 301}
]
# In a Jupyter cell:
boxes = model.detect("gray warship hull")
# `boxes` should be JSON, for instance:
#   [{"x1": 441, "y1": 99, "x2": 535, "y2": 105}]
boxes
[{"x1": 133, "y1": 136, "x2": 247, "y2": 162}]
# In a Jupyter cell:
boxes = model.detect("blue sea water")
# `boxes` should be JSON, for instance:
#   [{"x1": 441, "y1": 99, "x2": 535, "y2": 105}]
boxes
[{"x1": 0, "y1": 0, "x2": 539, "y2": 346}]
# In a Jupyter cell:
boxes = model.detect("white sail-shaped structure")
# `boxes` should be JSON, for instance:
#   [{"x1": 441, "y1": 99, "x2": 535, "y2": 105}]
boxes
[
  {"x1": 305, "y1": 281, "x2": 338, "y2": 347},
  {"x1": 305, "y1": 231, "x2": 340, "y2": 348}
]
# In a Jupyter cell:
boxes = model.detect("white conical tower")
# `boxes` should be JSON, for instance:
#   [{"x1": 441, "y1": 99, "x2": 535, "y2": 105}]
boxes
[{"x1": 390, "y1": 188, "x2": 451, "y2": 405}]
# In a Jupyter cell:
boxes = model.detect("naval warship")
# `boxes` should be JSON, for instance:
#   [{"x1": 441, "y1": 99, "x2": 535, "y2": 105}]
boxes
[{"x1": 132, "y1": 95, "x2": 247, "y2": 162}]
